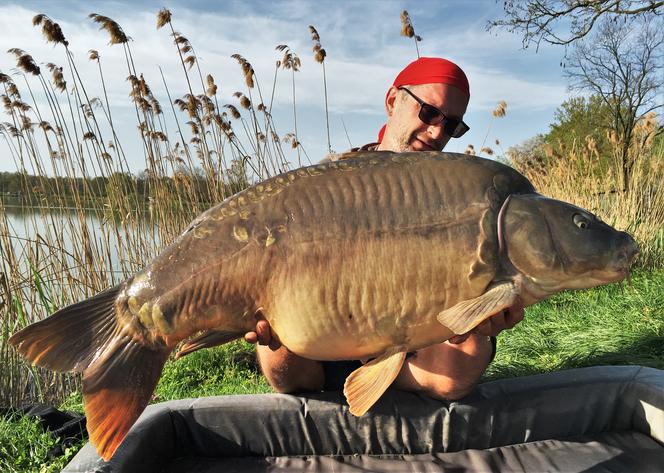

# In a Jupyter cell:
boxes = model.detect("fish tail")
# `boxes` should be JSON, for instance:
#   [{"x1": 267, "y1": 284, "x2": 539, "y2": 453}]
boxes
[
  {"x1": 83, "y1": 335, "x2": 169, "y2": 460},
  {"x1": 9, "y1": 283, "x2": 126, "y2": 372},
  {"x1": 9, "y1": 282, "x2": 170, "y2": 460}
]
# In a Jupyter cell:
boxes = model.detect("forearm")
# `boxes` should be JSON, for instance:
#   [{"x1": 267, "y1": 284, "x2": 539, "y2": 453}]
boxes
[
  {"x1": 256, "y1": 344, "x2": 325, "y2": 393},
  {"x1": 394, "y1": 334, "x2": 494, "y2": 400}
]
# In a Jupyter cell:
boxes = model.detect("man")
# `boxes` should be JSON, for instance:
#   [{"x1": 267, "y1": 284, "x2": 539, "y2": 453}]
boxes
[{"x1": 245, "y1": 57, "x2": 524, "y2": 401}]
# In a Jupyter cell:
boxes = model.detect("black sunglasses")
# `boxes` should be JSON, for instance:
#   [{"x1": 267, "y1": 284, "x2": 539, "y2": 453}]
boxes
[{"x1": 397, "y1": 86, "x2": 470, "y2": 138}]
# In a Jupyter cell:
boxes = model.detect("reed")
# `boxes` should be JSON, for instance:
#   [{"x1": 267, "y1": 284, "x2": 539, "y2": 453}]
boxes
[
  {"x1": 0, "y1": 9, "x2": 314, "y2": 407},
  {"x1": 400, "y1": 10, "x2": 422, "y2": 58},
  {"x1": 309, "y1": 25, "x2": 331, "y2": 153},
  {"x1": 510, "y1": 115, "x2": 664, "y2": 268}
]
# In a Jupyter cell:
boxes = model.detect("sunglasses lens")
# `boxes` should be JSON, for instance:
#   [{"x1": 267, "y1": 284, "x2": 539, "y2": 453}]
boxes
[
  {"x1": 448, "y1": 121, "x2": 469, "y2": 138},
  {"x1": 419, "y1": 104, "x2": 443, "y2": 126}
]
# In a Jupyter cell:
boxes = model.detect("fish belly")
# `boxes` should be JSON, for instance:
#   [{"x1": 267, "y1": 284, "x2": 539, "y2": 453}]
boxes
[{"x1": 263, "y1": 235, "x2": 465, "y2": 361}]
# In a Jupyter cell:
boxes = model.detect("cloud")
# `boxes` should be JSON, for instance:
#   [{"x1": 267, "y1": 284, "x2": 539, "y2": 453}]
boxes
[{"x1": 0, "y1": 1, "x2": 571, "y2": 172}]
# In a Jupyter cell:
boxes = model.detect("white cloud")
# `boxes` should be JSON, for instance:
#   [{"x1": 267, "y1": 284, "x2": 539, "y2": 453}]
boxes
[{"x1": 0, "y1": 1, "x2": 571, "y2": 172}]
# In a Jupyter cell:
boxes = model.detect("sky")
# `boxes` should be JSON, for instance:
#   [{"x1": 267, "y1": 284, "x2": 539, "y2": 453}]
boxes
[{"x1": 0, "y1": 0, "x2": 572, "y2": 175}]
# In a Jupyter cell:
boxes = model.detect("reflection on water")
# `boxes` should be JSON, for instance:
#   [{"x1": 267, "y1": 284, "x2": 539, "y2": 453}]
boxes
[
  {"x1": 4, "y1": 205, "x2": 155, "y2": 271},
  {"x1": 1, "y1": 201, "x2": 164, "y2": 311}
]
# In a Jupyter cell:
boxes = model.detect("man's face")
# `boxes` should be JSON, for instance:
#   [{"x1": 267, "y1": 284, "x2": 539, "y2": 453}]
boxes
[{"x1": 379, "y1": 83, "x2": 469, "y2": 152}]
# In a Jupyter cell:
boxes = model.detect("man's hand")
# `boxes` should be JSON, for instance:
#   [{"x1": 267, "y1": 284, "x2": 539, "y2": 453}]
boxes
[
  {"x1": 247, "y1": 317, "x2": 324, "y2": 393},
  {"x1": 448, "y1": 300, "x2": 525, "y2": 344},
  {"x1": 244, "y1": 318, "x2": 282, "y2": 351}
]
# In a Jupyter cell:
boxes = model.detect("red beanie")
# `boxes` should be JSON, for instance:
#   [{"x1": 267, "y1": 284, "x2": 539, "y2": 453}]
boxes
[{"x1": 377, "y1": 57, "x2": 469, "y2": 142}]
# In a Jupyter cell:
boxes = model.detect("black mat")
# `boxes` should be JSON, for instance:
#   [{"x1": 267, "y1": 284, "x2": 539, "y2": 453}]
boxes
[{"x1": 63, "y1": 365, "x2": 664, "y2": 473}]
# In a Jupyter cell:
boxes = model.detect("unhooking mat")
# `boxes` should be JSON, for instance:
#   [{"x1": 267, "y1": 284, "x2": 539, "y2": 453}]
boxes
[{"x1": 64, "y1": 365, "x2": 664, "y2": 472}]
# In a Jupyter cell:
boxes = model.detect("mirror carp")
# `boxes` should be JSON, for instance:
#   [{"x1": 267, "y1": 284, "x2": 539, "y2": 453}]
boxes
[{"x1": 10, "y1": 151, "x2": 638, "y2": 460}]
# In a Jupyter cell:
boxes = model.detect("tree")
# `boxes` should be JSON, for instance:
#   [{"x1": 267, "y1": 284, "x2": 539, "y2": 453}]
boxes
[
  {"x1": 507, "y1": 134, "x2": 549, "y2": 172},
  {"x1": 563, "y1": 16, "x2": 663, "y2": 193},
  {"x1": 490, "y1": 0, "x2": 664, "y2": 49},
  {"x1": 546, "y1": 95, "x2": 613, "y2": 163}
]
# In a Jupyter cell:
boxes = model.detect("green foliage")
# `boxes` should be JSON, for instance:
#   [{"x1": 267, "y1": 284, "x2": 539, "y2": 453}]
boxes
[
  {"x1": 104, "y1": 172, "x2": 135, "y2": 204},
  {"x1": 0, "y1": 413, "x2": 84, "y2": 473},
  {"x1": 547, "y1": 95, "x2": 612, "y2": 157},
  {"x1": 155, "y1": 340, "x2": 270, "y2": 401},
  {"x1": 485, "y1": 269, "x2": 664, "y2": 381},
  {"x1": 508, "y1": 95, "x2": 615, "y2": 174}
]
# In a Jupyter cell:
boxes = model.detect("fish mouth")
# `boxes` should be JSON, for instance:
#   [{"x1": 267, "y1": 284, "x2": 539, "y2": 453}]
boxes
[{"x1": 590, "y1": 265, "x2": 632, "y2": 284}]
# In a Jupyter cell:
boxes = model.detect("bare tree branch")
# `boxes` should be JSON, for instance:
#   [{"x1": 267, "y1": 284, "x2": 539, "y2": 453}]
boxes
[
  {"x1": 489, "y1": 0, "x2": 664, "y2": 49},
  {"x1": 563, "y1": 16, "x2": 663, "y2": 193}
]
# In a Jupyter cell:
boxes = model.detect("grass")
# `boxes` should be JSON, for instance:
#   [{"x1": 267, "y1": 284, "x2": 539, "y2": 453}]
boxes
[
  {"x1": 485, "y1": 268, "x2": 664, "y2": 381},
  {"x1": 155, "y1": 341, "x2": 270, "y2": 401},
  {"x1": 0, "y1": 412, "x2": 82, "y2": 473},
  {"x1": 3, "y1": 268, "x2": 662, "y2": 471}
]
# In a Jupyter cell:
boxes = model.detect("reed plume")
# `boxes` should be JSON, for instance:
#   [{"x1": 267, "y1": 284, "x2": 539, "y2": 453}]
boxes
[
  {"x1": 482, "y1": 100, "x2": 508, "y2": 149},
  {"x1": 89, "y1": 14, "x2": 130, "y2": 44},
  {"x1": 233, "y1": 92, "x2": 252, "y2": 110},
  {"x1": 400, "y1": 10, "x2": 422, "y2": 58},
  {"x1": 231, "y1": 54, "x2": 255, "y2": 89},
  {"x1": 8, "y1": 49, "x2": 41, "y2": 76},
  {"x1": 32, "y1": 14, "x2": 69, "y2": 46},
  {"x1": 46, "y1": 63, "x2": 66, "y2": 92},
  {"x1": 224, "y1": 104, "x2": 241, "y2": 120},
  {"x1": 492, "y1": 100, "x2": 507, "y2": 118},
  {"x1": 156, "y1": 8, "x2": 172, "y2": 29},
  {"x1": 309, "y1": 25, "x2": 331, "y2": 152},
  {"x1": 206, "y1": 74, "x2": 218, "y2": 97}
]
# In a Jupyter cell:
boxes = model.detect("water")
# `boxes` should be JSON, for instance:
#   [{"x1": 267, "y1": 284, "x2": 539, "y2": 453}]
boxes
[
  {"x1": 4, "y1": 204, "x2": 127, "y2": 273},
  {"x1": 1, "y1": 201, "x2": 165, "y2": 316}
]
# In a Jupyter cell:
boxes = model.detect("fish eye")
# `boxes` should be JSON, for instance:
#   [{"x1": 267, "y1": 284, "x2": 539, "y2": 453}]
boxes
[{"x1": 573, "y1": 213, "x2": 590, "y2": 229}]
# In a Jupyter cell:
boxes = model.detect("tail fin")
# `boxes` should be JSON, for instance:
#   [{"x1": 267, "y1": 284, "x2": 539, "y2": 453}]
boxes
[
  {"x1": 9, "y1": 283, "x2": 124, "y2": 372},
  {"x1": 9, "y1": 283, "x2": 171, "y2": 461},
  {"x1": 83, "y1": 335, "x2": 169, "y2": 460}
]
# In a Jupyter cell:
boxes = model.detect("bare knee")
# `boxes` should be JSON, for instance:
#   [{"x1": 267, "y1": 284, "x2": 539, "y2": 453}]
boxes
[{"x1": 394, "y1": 335, "x2": 493, "y2": 401}]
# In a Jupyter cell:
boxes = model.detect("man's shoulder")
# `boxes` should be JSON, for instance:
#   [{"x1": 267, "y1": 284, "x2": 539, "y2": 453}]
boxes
[
  {"x1": 351, "y1": 142, "x2": 380, "y2": 153},
  {"x1": 321, "y1": 142, "x2": 380, "y2": 163}
]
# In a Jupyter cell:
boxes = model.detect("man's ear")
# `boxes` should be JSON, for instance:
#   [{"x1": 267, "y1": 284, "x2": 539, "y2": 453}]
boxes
[{"x1": 385, "y1": 86, "x2": 399, "y2": 117}]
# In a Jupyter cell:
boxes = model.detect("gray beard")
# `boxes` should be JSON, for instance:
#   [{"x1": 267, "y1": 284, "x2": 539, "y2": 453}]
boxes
[{"x1": 390, "y1": 125, "x2": 413, "y2": 152}]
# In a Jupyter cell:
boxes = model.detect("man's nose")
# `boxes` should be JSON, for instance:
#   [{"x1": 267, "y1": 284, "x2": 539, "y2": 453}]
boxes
[{"x1": 427, "y1": 122, "x2": 445, "y2": 140}]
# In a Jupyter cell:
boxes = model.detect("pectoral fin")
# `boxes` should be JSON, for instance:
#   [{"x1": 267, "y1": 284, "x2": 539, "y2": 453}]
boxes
[
  {"x1": 437, "y1": 281, "x2": 518, "y2": 334},
  {"x1": 175, "y1": 330, "x2": 242, "y2": 359},
  {"x1": 343, "y1": 346, "x2": 407, "y2": 416}
]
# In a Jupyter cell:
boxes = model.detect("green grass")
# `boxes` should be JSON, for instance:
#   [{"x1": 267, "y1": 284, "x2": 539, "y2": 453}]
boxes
[
  {"x1": 485, "y1": 268, "x2": 664, "y2": 381},
  {"x1": 0, "y1": 412, "x2": 82, "y2": 473},
  {"x1": 4, "y1": 269, "x2": 663, "y2": 471},
  {"x1": 155, "y1": 341, "x2": 271, "y2": 401}
]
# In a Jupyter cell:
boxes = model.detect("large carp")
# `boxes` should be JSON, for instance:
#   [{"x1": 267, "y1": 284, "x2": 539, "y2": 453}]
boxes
[{"x1": 10, "y1": 151, "x2": 638, "y2": 460}]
